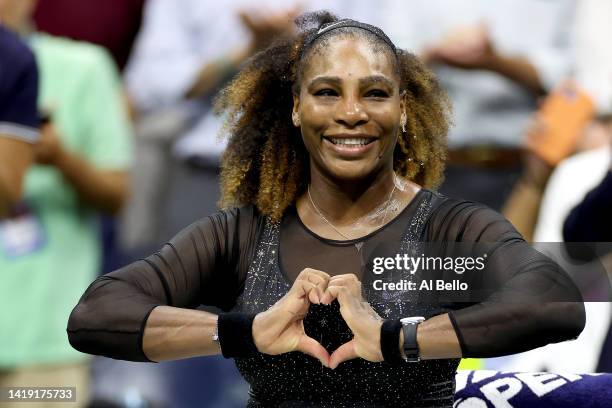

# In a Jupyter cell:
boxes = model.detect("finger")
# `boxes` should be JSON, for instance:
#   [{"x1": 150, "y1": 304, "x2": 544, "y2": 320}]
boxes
[
  {"x1": 308, "y1": 286, "x2": 321, "y2": 305},
  {"x1": 328, "y1": 273, "x2": 360, "y2": 285},
  {"x1": 289, "y1": 280, "x2": 319, "y2": 304},
  {"x1": 296, "y1": 270, "x2": 329, "y2": 302},
  {"x1": 297, "y1": 268, "x2": 331, "y2": 282},
  {"x1": 322, "y1": 280, "x2": 360, "y2": 305},
  {"x1": 329, "y1": 340, "x2": 358, "y2": 370},
  {"x1": 320, "y1": 286, "x2": 337, "y2": 305},
  {"x1": 303, "y1": 273, "x2": 328, "y2": 291},
  {"x1": 281, "y1": 281, "x2": 317, "y2": 320},
  {"x1": 321, "y1": 285, "x2": 347, "y2": 306},
  {"x1": 297, "y1": 335, "x2": 330, "y2": 368}
]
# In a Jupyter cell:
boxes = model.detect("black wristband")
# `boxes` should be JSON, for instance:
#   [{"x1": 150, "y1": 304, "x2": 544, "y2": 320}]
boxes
[
  {"x1": 380, "y1": 319, "x2": 404, "y2": 364},
  {"x1": 217, "y1": 312, "x2": 258, "y2": 358}
]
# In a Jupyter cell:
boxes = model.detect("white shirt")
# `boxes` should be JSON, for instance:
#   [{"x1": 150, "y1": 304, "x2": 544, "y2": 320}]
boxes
[{"x1": 377, "y1": 0, "x2": 576, "y2": 147}]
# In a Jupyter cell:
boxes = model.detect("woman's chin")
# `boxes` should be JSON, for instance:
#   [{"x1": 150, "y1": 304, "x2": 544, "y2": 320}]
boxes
[{"x1": 322, "y1": 161, "x2": 382, "y2": 182}]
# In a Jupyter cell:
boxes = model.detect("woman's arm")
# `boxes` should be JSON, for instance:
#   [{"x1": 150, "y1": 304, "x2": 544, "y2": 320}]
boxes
[
  {"x1": 144, "y1": 268, "x2": 332, "y2": 365},
  {"x1": 405, "y1": 301, "x2": 584, "y2": 360},
  {"x1": 142, "y1": 306, "x2": 220, "y2": 362},
  {"x1": 409, "y1": 313, "x2": 462, "y2": 360},
  {"x1": 424, "y1": 200, "x2": 586, "y2": 358},
  {"x1": 67, "y1": 208, "x2": 254, "y2": 362},
  {"x1": 325, "y1": 200, "x2": 585, "y2": 368},
  {"x1": 68, "y1": 205, "x2": 331, "y2": 365}
]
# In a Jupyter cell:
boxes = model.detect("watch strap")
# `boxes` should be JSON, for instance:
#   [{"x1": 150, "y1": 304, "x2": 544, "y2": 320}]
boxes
[{"x1": 402, "y1": 322, "x2": 419, "y2": 362}]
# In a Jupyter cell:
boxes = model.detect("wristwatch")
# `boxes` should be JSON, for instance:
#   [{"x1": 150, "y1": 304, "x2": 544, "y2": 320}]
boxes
[{"x1": 400, "y1": 316, "x2": 425, "y2": 362}]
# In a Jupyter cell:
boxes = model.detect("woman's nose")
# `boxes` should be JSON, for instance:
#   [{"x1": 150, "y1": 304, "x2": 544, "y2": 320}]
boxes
[{"x1": 334, "y1": 97, "x2": 369, "y2": 128}]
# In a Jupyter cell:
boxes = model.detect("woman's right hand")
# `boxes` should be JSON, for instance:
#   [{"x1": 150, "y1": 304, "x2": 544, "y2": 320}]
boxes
[{"x1": 252, "y1": 268, "x2": 331, "y2": 366}]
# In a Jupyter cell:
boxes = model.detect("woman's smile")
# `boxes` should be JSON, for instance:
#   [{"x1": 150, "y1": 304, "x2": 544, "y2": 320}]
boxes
[{"x1": 321, "y1": 133, "x2": 379, "y2": 159}]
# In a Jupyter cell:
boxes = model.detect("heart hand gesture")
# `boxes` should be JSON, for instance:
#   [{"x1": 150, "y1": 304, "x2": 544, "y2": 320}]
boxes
[{"x1": 252, "y1": 268, "x2": 331, "y2": 367}]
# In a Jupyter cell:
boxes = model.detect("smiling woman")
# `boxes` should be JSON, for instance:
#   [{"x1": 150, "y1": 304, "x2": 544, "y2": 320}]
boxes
[{"x1": 67, "y1": 11, "x2": 585, "y2": 408}]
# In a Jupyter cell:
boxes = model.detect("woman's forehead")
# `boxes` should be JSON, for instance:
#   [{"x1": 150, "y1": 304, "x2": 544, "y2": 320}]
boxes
[{"x1": 301, "y1": 36, "x2": 399, "y2": 84}]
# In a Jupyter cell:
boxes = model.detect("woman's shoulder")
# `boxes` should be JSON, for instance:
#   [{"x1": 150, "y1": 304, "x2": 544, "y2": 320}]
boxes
[
  {"x1": 171, "y1": 204, "x2": 266, "y2": 245},
  {"x1": 423, "y1": 189, "x2": 522, "y2": 242}
]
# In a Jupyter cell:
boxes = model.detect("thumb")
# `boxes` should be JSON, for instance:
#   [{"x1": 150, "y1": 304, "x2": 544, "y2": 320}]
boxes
[
  {"x1": 296, "y1": 334, "x2": 330, "y2": 368},
  {"x1": 329, "y1": 339, "x2": 358, "y2": 370}
]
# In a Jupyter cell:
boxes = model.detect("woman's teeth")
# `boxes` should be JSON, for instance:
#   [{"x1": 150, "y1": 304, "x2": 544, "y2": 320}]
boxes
[{"x1": 327, "y1": 137, "x2": 374, "y2": 146}]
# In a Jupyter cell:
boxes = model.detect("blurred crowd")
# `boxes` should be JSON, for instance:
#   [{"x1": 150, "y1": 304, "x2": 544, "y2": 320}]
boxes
[{"x1": 0, "y1": 0, "x2": 611, "y2": 407}]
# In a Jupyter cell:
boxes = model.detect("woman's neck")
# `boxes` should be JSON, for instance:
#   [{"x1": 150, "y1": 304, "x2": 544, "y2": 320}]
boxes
[
  {"x1": 296, "y1": 167, "x2": 421, "y2": 240},
  {"x1": 306, "y1": 170, "x2": 397, "y2": 225}
]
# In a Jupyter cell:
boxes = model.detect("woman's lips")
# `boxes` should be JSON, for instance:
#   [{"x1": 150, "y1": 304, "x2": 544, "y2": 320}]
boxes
[{"x1": 322, "y1": 136, "x2": 379, "y2": 158}]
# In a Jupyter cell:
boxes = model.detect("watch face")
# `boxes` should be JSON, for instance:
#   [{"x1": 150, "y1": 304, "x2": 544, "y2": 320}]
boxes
[{"x1": 400, "y1": 316, "x2": 425, "y2": 325}]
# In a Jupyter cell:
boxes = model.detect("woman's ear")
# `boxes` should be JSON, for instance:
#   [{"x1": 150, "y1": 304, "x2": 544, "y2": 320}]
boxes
[{"x1": 292, "y1": 93, "x2": 301, "y2": 127}]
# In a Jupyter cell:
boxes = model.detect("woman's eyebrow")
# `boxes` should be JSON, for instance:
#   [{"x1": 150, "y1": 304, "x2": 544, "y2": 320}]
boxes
[
  {"x1": 307, "y1": 75, "x2": 395, "y2": 89},
  {"x1": 308, "y1": 76, "x2": 342, "y2": 88},
  {"x1": 359, "y1": 75, "x2": 395, "y2": 88}
]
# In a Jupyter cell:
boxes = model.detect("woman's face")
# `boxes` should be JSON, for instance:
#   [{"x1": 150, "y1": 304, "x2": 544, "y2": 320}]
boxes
[{"x1": 294, "y1": 35, "x2": 404, "y2": 182}]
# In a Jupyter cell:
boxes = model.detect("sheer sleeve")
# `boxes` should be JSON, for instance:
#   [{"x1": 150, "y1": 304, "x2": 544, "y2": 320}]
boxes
[
  {"x1": 67, "y1": 206, "x2": 262, "y2": 362},
  {"x1": 427, "y1": 198, "x2": 586, "y2": 358}
]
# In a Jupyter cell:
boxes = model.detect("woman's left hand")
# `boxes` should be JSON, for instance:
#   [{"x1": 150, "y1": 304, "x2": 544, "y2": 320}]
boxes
[{"x1": 320, "y1": 274, "x2": 385, "y2": 369}]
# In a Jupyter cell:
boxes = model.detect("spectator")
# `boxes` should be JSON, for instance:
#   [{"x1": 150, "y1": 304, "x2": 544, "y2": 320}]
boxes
[
  {"x1": 377, "y1": 0, "x2": 576, "y2": 211},
  {"x1": 0, "y1": 1, "x2": 132, "y2": 406},
  {"x1": 494, "y1": 136, "x2": 612, "y2": 374},
  {"x1": 501, "y1": 0, "x2": 612, "y2": 241},
  {"x1": 0, "y1": 17, "x2": 39, "y2": 217}
]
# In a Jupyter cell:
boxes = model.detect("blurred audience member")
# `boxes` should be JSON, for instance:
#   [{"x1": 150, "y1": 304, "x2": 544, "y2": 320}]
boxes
[
  {"x1": 0, "y1": 17, "x2": 39, "y2": 217},
  {"x1": 494, "y1": 120, "x2": 612, "y2": 374},
  {"x1": 502, "y1": 104, "x2": 604, "y2": 241},
  {"x1": 0, "y1": 1, "x2": 132, "y2": 406},
  {"x1": 502, "y1": 0, "x2": 612, "y2": 240},
  {"x1": 33, "y1": 0, "x2": 145, "y2": 70},
  {"x1": 31, "y1": 0, "x2": 146, "y2": 277},
  {"x1": 380, "y1": 0, "x2": 576, "y2": 210}
]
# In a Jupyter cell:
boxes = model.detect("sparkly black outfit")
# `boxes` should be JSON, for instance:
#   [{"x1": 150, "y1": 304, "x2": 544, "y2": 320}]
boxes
[{"x1": 68, "y1": 189, "x2": 585, "y2": 407}]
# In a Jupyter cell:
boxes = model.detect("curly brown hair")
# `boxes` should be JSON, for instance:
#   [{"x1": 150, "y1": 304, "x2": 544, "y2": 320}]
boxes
[{"x1": 215, "y1": 11, "x2": 451, "y2": 220}]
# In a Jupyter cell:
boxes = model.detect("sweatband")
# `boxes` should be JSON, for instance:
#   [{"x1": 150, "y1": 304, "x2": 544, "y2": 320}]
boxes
[
  {"x1": 218, "y1": 312, "x2": 259, "y2": 358},
  {"x1": 381, "y1": 319, "x2": 404, "y2": 364}
]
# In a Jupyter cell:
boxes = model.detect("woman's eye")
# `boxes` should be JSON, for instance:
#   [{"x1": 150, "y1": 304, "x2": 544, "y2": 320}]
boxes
[
  {"x1": 365, "y1": 89, "x2": 390, "y2": 98},
  {"x1": 314, "y1": 89, "x2": 338, "y2": 97}
]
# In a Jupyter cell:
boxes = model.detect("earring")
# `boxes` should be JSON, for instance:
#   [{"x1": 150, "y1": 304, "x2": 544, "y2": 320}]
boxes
[
  {"x1": 292, "y1": 112, "x2": 300, "y2": 127},
  {"x1": 400, "y1": 113, "x2": 407, "y2": 133}
]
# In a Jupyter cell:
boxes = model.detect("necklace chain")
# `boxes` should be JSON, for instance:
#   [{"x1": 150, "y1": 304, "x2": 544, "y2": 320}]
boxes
[{"x1": 307, "y1": 179, "x2": 397, "y2": 240}]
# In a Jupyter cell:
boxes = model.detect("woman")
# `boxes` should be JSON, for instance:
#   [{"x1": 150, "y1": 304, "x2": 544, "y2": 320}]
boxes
[{"x1": 68, "y1": 12, "x2": 585, "y2": 407}]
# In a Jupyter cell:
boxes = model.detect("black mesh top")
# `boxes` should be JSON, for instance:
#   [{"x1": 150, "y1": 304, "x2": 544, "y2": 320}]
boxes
[{"x1": 67, "y1": 189, "x2": 585, "y2": 407}]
